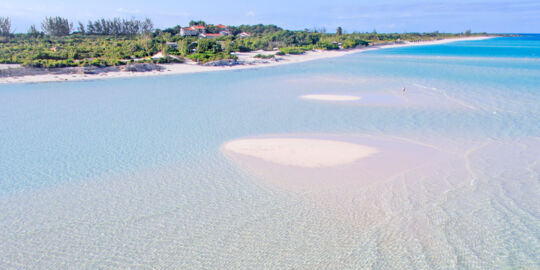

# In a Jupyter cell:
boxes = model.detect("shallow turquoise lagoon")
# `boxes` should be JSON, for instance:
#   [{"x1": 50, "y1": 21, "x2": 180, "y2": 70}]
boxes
[{"x1": 0, "y1": 36, "x2": 538, "y2": 268}]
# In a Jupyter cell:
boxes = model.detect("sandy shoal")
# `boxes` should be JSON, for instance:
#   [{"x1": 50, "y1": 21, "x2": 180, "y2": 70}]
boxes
[{"x1": 223, "y1": 138, "x2": 378, "y2": 168}]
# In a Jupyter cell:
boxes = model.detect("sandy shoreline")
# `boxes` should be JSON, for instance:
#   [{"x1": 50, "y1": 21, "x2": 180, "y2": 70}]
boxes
[{"x1": 0, "y1": 36, "x2": 493, "y2": 85}]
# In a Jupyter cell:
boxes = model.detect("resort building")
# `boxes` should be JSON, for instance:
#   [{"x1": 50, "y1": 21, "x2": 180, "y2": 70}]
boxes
[
  {"x1": 238, "y1": 32, "x2": 251, "y2": 38},
  {"x1": 216, "y1": 24, "x2": 231, "y2": 36},
  {"x1": 192, "y1": 25, "x2": 207, "y2": 34},
  {"x1": 180, "y1": 25, "x2": 207, "y2": 36},
  {"x1": 219, "y1": 30, "x2": 232, "y2": 36},
  {"x1": 180, "y1": 24, "x2": 232, "y2": 38},
  {"x1": 216, "y1": 24, "x2": 228, "y2": 31},
  {"x1": 180, "y1": 27, "x2": 199, "y2": 36}
]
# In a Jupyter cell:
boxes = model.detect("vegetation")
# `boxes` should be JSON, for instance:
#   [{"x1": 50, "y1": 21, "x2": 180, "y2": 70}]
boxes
[
  {"x1": 279, "y1": 47, "x2": 308, "y2": 55},
  {"x1": 254, "y1": 54, "x2": 275, "y2": 59},
  {"x1": 28, "y1": 25, "x2": 41, "y2": 38},
  {"x1": 0, "y1": 17, "x2": 11, "y2": 38},
  {"x1": 0, "y1": 17, "x2": 489, "y2": 68},
  {"x1": 41, "y1": 17, "x2": 73, "y2": 36},
  {"x1": 82, "y1": 18, "x2": 153, "y2": 35}
]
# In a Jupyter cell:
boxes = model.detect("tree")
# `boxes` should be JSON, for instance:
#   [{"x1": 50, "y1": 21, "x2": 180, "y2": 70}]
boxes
[
  {"x1": 84, "y1": 18, "x2": 153, "y2": 35},
  {"x1": 465, "y1": 29, "x2": 472, "y2": 36},
  {"x1": 137, "y1": 34, "x2": 153, "y2": 56},
  {"x1": 189, "y1": 20, "x2": 206, "y2": 26},
  {"x1": 161, "y1": 43, "x2": 169, "y2": 59},
  {"x1": 196, "y1": 39, "x2": 211, "y2": 53},
  {"x1": 196, "y1": 39, "x2": 222, "y2": 53},
  {"x1": 336, "y1": 26, "x2": 342, "y2": 36},
  {"x1": 77, "y1": 22, "x2": 85, "y2": 34},
  {"x1": 178, "y1": 39, "x2": 190, "y2": 56},
  {"x1": 0, "y1": 17, "x2": 11, "y2": 37},
  {"x1": 163, "y1": 25, "x2": 181, "y2": 35},
  {"x1": 41, "y1": 17, "x2": 73, "y2": 36},
  {"x1": 141, "y1": 18, "x2": 154, "y2": 35},
  {"x1": 28, "y1": 24, "x2": 40, "y2": 38}
]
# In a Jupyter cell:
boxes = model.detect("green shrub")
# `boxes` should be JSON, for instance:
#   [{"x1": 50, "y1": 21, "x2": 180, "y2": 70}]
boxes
[
  {"x1": 279, "y1": 47, "x2": 306, "y2": 55},
  {"x1": 187, "y1": 52, "x2": 236, "y2": 63},
  {"x1": 314, "y1": 41, "x2": 339, "y2": 50},
  {"x1": 254, "y1": 54, "x2": 274, "y2": 59}
]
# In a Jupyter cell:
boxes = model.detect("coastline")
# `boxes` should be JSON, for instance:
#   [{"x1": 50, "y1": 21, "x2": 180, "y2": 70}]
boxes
[{"x1": 0, "y1": 36, "x2": 493, "y2": 85}]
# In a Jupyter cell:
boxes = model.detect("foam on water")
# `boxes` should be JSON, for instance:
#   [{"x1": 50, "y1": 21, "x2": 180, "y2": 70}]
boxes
[{"x1": 0, "y1": 36, "x2": 539, "y2": 268}]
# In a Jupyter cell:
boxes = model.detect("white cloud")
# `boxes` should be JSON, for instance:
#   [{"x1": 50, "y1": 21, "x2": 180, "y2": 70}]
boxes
[{"x1": 246, "y1": 10, "x2": 256, "y2": 17}]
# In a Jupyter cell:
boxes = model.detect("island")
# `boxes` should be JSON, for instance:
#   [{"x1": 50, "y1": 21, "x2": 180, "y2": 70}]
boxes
[{"x1": 0, "y1": 16, "x2": 494, "y2": 84}]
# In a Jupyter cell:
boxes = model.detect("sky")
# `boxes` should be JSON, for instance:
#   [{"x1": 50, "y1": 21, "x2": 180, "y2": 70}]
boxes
[{"x1": 1, "y1": 0, "x2": 539, "y2": 33}]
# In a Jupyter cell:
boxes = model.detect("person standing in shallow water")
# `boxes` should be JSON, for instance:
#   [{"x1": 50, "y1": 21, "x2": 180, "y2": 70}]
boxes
[{"x1": 402, "y1": 87, "x2": 406, "y2": 96}]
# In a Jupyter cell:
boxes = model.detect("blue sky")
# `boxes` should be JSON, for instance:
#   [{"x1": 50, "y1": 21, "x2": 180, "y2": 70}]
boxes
[{"x1": 1, "y1": 0, "x2": 539, "y2": 33}]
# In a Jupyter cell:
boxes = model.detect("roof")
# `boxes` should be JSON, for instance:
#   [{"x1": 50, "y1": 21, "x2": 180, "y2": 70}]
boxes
[
  {"x1": 203, "y1": 33, "x2": 221, "y2": 36},
  {"x1": 151, "y1": 52, "x2": 164, "y2": 59},
  {"x1": 182, "y1": 27, "x2": 196, "y2": 30},
  {"x1": 193, "y1": 25, "x2": 206, "y2": 29},
  {"x1": 216, "y1": 24, "x2": 227, "y2": 28}
]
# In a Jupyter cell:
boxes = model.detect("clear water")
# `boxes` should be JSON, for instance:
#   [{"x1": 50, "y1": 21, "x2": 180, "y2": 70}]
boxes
[{"x1": 0, "y1": 36, "x2": 539, "y2": 269}]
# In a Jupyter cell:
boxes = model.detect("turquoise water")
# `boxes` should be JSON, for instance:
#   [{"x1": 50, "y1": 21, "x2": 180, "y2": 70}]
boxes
[{"x1": 0, "y1": 36, "x2": 539, "y2": 268}]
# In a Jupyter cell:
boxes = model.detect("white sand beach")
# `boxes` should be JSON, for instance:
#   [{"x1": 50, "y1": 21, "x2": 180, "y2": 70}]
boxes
[
  {"x1": 223, "y1": 138, "x2": 378, "y2": 168},
  {"x1": 300, "y1": 94, "x2": 361, "y2": 101},
  {"x1": 0, "y1": 36, "x2": 493, "y2": 85}
]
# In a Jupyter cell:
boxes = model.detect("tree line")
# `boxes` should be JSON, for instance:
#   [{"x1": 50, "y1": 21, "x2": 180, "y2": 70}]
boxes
[
  {"x1": 80, "y1": 18, "x2": 153, "y2": 35},
  {"x1": 0, "y1": 16, "x2": 153, "y2": 37}
]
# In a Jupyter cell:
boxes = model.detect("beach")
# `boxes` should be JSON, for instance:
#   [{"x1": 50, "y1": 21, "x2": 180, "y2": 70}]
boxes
[{"x1": 0, "y1": 36, "x2": 493, "y2": 85}]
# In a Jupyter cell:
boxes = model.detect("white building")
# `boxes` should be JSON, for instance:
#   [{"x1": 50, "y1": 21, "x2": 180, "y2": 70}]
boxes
[
  {"x1": 238, "y1": 32, "x2": 251, "y2": 38},
  {"x1": 180, "y1": 27, "x2": 199, "y2": 36},
  {"x1": 180, "y1": 25, "x2": 206, "y2": 36},
  {"x1": 192, "y1": 25, "x2": 206, "y2": 34}
]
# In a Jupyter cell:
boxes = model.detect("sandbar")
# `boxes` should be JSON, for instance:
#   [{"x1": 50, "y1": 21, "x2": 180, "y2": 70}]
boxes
[
  {"x1": 223, "y1": 138, "x2": 378, "y2": 168},
  {"x1": 223, "y1": 134, "x2": 447, "y2": 192}
]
